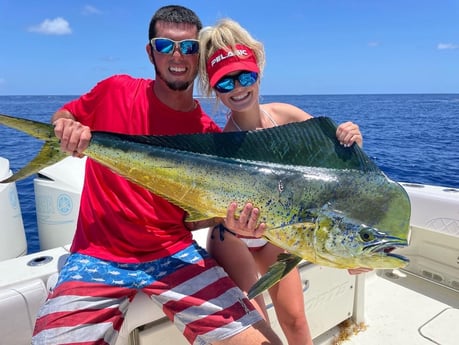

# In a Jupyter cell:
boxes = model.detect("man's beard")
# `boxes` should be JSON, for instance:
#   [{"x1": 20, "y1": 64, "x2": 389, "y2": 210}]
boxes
[{"x1": 155, "y1": 66, "x2": 194, "y2": 91}]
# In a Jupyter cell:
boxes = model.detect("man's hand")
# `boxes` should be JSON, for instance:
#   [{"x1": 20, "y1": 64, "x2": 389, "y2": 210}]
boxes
[
  {"x1": 53, "y1": 117, "x2": 91, "y2": 157},
  {"x1": 347, "y1": 268, "x2": 373, "y2": 275}
]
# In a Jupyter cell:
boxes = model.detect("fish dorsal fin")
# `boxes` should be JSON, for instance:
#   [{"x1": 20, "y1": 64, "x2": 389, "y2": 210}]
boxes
[{"x1": 98, "y1": 117, "x2": 379, "y2": 172}]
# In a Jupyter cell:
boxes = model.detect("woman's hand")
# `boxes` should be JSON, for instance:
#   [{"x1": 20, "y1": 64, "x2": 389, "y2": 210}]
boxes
[
  {"x1": 223, "y1": 202, "x2": 266, "y2": 238},
  {"x1": 336, "y1": 121, "x2": 363, "y2": 148}
]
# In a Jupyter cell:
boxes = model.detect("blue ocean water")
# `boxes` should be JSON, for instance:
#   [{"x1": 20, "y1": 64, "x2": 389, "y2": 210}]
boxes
[{"x1": 1, "y1": 94, "x2": 458, "y2": 254}]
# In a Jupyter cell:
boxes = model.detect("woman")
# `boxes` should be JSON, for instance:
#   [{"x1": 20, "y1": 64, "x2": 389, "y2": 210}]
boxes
[{"x1": 198, "y1": 18, "x2": 368, "y2": 345}]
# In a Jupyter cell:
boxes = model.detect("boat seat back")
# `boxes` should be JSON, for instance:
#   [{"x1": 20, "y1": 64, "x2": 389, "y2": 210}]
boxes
[
  {"x1": 397, "y1": 225, "x2": 459, "y2": 291},
  {"x1": 0, "y1": 279, "x2": 48, "y2": 345},
  {"x1": 398, "y1": 183, "x2": 459, "y2": 292}
]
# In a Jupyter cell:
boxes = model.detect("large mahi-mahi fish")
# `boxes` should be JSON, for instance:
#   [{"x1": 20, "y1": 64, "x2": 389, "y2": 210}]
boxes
[{"x1": 0, "y1": 113, "x2": 410, "y2": 298}]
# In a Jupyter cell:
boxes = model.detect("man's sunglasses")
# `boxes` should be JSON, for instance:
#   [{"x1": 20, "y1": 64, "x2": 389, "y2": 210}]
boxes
[
  {"x1": 150, "y1": 38, "x2": 200, "y2": 55},
  {"x1": 214, "y1": 71, "x2": 259, "y2": 93}
]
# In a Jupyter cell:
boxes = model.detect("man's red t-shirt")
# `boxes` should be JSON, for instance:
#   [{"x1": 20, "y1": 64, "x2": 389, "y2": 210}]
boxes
[{"x1": 64, "y1": 74, "x2": 221, "y2": 263}]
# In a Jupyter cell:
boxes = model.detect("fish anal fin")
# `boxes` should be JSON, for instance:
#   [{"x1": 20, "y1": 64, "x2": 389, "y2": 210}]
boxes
[{"x1": 247, "y1": 253, "x2": 303, "y2": 299}]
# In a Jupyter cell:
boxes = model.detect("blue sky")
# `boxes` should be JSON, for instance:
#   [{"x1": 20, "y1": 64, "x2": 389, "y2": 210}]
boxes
[{"x1": 0, "y1": 0, "x2": 458, "y2": 95}]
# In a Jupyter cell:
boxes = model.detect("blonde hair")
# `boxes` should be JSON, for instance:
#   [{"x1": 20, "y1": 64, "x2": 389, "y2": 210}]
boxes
[{"x1": 198, "y1": 18, "x2": 266, "y2": 97}]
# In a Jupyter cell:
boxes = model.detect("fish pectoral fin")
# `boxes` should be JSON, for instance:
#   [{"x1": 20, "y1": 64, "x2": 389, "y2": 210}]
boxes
[
  {"x1": 247, "y1": 253, "x2": 303, "y2": 299},
  {"x1": 0, "y1": 142, "x2": 66, "y2": 183}
]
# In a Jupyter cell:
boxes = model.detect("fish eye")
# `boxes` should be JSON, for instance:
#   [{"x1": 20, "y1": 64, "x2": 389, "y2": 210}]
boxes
[{"x1": 359, "y1": 228, "x2": 375, "y2": 242}]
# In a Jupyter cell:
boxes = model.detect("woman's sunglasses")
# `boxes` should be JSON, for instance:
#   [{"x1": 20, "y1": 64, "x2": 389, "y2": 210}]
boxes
[
  {"x1": 214, "y1": 71, "x2": 259, "y2": 93},
  {"x1": 150, "y1": 38, "x2": 200, "y2": 55}
]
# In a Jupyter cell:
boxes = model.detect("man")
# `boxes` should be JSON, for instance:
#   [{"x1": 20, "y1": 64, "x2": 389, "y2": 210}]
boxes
[{"x1": 32, "y1": 5, "x2": 281, "y2": 345}]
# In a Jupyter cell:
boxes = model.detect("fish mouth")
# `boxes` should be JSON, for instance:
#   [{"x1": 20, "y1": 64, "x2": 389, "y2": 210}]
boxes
[
  {"x1": 367, "y1": 241, "x2": 410, "y2": 263},
  {"x1": 383, "y1": 247, "x2": 409, "y2": 262}
]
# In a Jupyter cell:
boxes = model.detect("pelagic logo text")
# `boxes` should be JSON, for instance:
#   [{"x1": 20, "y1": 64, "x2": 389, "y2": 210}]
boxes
[{"x1": 211, "y1": 49, "x2": 248, "y2": 67}]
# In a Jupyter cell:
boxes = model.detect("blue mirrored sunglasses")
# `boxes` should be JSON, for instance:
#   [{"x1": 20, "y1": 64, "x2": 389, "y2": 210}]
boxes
[
  {"x1": 150, "y1": 38, "x2": 199, "y2": 55},
  {"x1": 214, "y1": 71, "x2": 259, "y2": 93}
]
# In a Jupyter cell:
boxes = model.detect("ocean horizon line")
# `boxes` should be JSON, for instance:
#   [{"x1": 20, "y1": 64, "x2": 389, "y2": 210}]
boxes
[{"x1": 1, "y1": 92, "x2": 458, "y2": 98}]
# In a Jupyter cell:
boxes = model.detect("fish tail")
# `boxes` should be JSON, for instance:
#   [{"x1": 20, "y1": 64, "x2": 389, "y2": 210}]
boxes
[{"x1": 0, "y1": 113, "x2": 65, "y2": 183}]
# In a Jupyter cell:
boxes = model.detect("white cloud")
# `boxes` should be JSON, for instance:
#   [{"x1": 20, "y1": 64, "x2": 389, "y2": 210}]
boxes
[
  {"x1": 28, "y1": 17, "x2": 72, "y2": 35},
  {"x1": 437, "y1": 43, "x2": 459, "y2": 50},
  {"x1": 82, "y1": 5, "x2": 102, "y2": 15}
]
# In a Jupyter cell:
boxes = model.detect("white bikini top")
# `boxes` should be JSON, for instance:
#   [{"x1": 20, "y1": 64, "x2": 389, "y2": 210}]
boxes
[{"x1": 229, "y1": 108, "x2": 278, "y2": 131}]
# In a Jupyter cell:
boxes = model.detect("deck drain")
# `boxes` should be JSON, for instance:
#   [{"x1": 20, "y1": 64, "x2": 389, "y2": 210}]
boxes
[{"x1": 27, "y1": 255, "x2": 53, "y2": 266}]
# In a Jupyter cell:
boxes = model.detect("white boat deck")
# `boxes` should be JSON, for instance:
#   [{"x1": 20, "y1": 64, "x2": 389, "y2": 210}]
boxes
[{"x1": 314, "y1": 270, "x2": 458, "y2": 345}]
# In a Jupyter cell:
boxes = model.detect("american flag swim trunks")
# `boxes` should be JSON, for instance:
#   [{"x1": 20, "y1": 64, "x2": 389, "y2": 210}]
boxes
[{"x1": 32, "y1": 242, "x2": 262, "y2": 345}]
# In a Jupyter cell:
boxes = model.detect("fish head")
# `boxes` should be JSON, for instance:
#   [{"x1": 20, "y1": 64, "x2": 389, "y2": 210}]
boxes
[{"x1": 313, "y1": 205, "x2": 410, "y2": 269}]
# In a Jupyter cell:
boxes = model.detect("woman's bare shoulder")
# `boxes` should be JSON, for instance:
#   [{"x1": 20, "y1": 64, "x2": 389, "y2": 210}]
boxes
[{"x1": 262, "y1": 102, "x2": 313, "y2": 124}]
